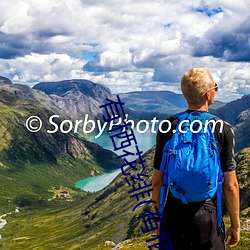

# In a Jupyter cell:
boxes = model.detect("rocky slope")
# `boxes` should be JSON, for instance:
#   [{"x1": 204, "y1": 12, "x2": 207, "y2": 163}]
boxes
[
  {"x1": 212, "y1": 95, "x2": 250, "y2": 152},
  {"x1": 213, "y1": 94, "x2": 250, "y2": 126},
  {"x1": 33, "y1": 79, "x2": 113, "y2": 121},
  {"x1": 234, "y1": 108, "x2": 250, "y2": 152},
  {"x1": 0, "y1": 76, "x2": 12, "y2": 85}
]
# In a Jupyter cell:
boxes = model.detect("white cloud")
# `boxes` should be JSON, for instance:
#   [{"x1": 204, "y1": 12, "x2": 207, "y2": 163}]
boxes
[
  {"x1": 0, "y1": 53, "x2": 87, "y2": 85},
  {"x1": 70, "y1": 69, "x2": 154, "y2": 93},
  {"x1": 0, "y1": 0, "x2": 249, "y2": 101}
]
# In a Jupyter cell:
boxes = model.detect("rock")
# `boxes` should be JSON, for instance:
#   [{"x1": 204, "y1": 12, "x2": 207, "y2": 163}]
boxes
[
  {"x1": 104, "y1": 240, "x2": 116, "y2": 246},
  {"x1": 241, "y1": 219, "x2": 250, "y2": 231},
  {"x1": 110, "y1": 239, "x2": 132, "y2": 249},
  {"x1": 0, "y1": 219, "x2": 7, "y2": 229}
]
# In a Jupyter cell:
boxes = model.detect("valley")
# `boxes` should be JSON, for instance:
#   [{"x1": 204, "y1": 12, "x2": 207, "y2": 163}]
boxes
[{"x1": 0, "y1": 76, "x2": 249, "y2": 249}]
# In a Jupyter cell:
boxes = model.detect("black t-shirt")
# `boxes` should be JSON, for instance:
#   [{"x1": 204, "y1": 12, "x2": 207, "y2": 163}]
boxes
[{"x1": 153, "y1": 110, "x2": 237, "y2": 172}]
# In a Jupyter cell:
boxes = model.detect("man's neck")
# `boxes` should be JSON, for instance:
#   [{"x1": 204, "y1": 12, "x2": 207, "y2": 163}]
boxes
[{"x1": 187, "y1": 103, "x2": 209, "y2": 112}]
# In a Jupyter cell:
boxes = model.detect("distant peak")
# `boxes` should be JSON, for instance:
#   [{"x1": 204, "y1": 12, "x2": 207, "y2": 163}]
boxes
[
  {"x1": 33, "y1": 79, "x2": 111, "y2": 99},
  {"x1": 0, "y1": 76, "x2": 12, "y2": 85}
]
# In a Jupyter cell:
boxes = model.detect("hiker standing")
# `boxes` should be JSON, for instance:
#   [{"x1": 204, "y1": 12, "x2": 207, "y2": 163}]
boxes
[{"x1": 152, "y1": 68, "x2": 240, "y2": 249}]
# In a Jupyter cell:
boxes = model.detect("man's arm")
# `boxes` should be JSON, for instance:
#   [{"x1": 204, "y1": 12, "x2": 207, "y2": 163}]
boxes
[
  {"x1": 152, "y1": 127, "x2": 165, "y2": 211},
  {"x1": 152, "y1": 169, "x2": 163, "y2": 235},
  {"x1": 152, "y1": 169, "x2": 163, "y2": 210},
  {"x1": 223, "y1": 170, "x2": 240, "y2": 248}
]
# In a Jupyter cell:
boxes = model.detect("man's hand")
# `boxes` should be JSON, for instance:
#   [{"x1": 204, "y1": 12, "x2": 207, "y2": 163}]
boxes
[
  {"x1": 225, "y1": 225, "x2": 240, "y2": 248},
  {"x1": 223, "y1": 171, "x2": 240, "y2": 248},
  {"x1": 152, "y1": 169, "x2": 163, "y2": 236}
]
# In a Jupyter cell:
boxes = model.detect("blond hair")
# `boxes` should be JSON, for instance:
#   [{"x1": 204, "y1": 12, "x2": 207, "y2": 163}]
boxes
[{"x1": 181, "y1": 68, "x2": 214, "y2": 104}]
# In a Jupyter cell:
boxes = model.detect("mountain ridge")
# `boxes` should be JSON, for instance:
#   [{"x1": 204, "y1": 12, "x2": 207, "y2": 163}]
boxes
[
  {"x1": 213, "y1": 94, "x2": 250, "y2": 125},
  {"x1": 5, "y1": 76, "x2": 250, "y2": 152},
  {"x1": 33, "y1": 79, "x2": 113, "y2": 121},
  {"x1": 213, "y1": 94, "x2": 250, "y2": 152},
  {"x1": 0, "y1": 76, "x2": 12, "y2": 85}
]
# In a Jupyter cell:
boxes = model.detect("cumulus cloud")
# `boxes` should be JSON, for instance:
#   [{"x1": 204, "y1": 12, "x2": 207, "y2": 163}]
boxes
[
  {"x1": 0, "y1": 53, "x2": 87, "y2": 85},
  {"x1": 0, "y1": 0, "x2": 249, "y2": 101},
  {"x1": 193, "y1": 18, "x2": 250, "y2": 62}
]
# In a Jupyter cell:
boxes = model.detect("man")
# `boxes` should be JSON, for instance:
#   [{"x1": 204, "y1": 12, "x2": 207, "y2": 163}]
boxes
[{"x1": 152, "y1": 68, "x2": 240, "y2": 249}]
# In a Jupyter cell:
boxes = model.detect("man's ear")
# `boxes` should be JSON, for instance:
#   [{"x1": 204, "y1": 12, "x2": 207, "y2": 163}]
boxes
[{"x1": 204, "y1": 92, "x2": 209, "y2": 100}]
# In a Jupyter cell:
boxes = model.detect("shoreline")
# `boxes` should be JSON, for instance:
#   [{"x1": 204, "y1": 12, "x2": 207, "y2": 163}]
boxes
[{"x1": 75, "y1": 168, "x2": 122, "y2": 192}]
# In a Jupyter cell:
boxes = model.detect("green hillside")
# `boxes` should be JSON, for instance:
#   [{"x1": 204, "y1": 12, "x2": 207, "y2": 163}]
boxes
[
  {"x1": 0, "y1": 83, "x2": 123, "y2": 213},
  {"x1": 0, "y1": 147, "x2": 156, "y2": 249},
  {"x1": 235, "y1": 147, "x2": 250, "y2": 214},
  {"x1": 0, "y1": 147, "x2": 249, "y2": 249}
]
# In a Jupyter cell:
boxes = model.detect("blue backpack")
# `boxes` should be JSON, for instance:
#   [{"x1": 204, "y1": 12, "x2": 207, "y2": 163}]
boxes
[{"x1": 159, "y1": 111, "x2": 223, "y2": 228}]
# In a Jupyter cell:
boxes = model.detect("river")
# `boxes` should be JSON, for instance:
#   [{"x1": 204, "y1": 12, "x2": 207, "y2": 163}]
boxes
[
  {"x1": 75, "y1": 129, "x2": 156, "y2": 192},
  {"x1": 0, "y1": 208, "x2": 19, "y2": 239}
]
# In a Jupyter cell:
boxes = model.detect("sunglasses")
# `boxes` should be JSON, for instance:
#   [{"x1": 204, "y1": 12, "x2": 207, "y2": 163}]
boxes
[{"x1": 203, "y1": 83, "x2": 218, "y2": 95}]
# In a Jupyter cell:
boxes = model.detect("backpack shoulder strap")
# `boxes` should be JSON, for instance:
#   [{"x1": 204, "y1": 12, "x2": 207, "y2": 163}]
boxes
[
  {"x1": 173, "y1": 111, "x2": 189, "y2": 121},
  {"x1": 201, "y1": 112, "x2": 217, "y2": 120},
  {"x1": 201, "y1": 112, "x2": 223, "y2": 230},
  {"x1": 174, "y1": 111, "x2": 217, "y2": 122}
]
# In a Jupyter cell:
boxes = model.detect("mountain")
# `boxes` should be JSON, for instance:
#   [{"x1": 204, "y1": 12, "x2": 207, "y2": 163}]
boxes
[
  {"x1": 119, "y1": 90, "x2": 187, "y2": 109},
  {"x1": 209, "y1": 100, "x2": 225, "y2": 110},
  {"x1": 213, "y1": 94, "x2": 250, "y2": 126},
  {"x1": 117, "y1": 92, "x2": 248, "y2": 151},
  {"x1": 118, "y1": 91, "x2": 224, "y2": 120},
  {"x1": 118, "y1": 91, "x2": 186, "y2": 120},
  {"x1": 33, "y1": 83, "x2": 187, "y2": 121},
  {"x1": 0, "y1": 79, "x2": 123, "y2": 212},
  {"x1": 234, "y1": 108, "x2": 250, "y2": 152},
  {"x1": 33, "y1": 79, "x2": 113, "y2": 121},
  {"x1": 33, "y1": 80, "x2": 225, "y2": 122},
  {"x1": 32, "y1": 78, "x2": 250, "y2": 152},
  {"x1": 213, "y1": 95, "x2": 250, "y2": 152},
  {"x1": 0, "y1": 75, "x2": 12, "y2": 85}
]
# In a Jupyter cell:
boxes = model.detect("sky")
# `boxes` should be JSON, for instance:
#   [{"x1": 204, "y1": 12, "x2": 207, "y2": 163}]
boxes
[{"x1": 0, "y1": 0, "x2": 249, "y2": 102}]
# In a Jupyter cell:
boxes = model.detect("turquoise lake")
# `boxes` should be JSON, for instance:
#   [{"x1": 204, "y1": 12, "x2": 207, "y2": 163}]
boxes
[{"x1": 75, "y1": 129, "x2": 156, "y2": 192}]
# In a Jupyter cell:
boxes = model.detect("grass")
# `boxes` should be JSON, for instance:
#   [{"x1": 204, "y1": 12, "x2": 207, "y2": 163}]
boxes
[
  {"x1": 2, "y1": 205, "x2": 248, "y2": 250},
  {"x1": 0, "y1": 198, "x2": 89, "y2": 250},
  {"x1": 224, "y1": 217, "x2": 250, "y2": 250}
]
